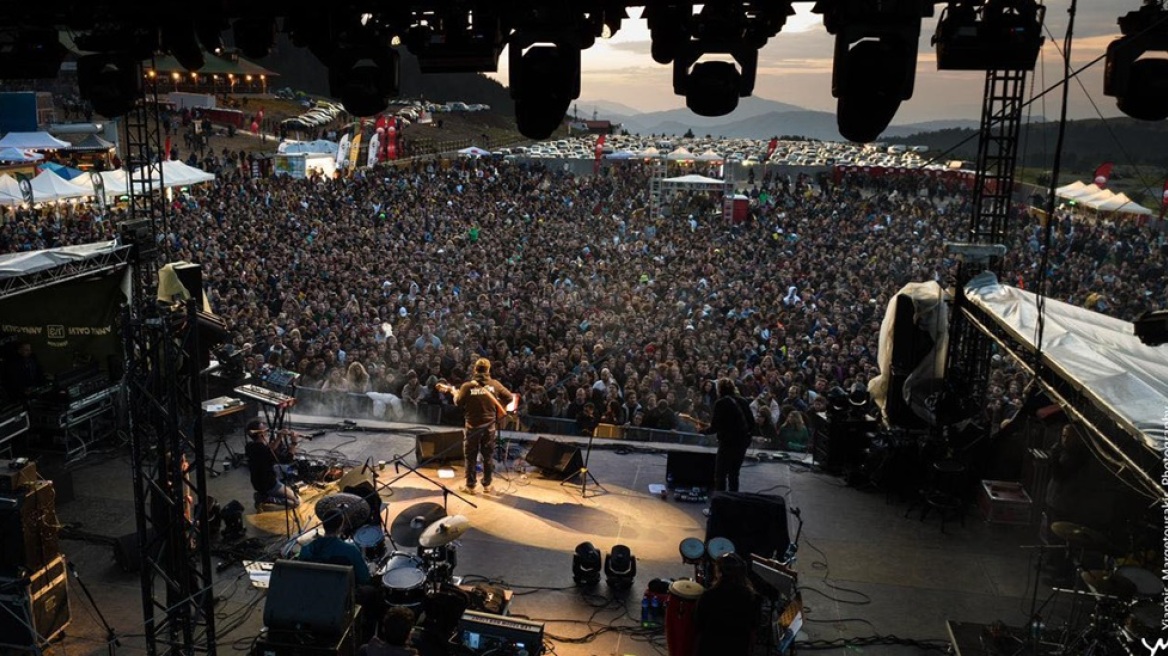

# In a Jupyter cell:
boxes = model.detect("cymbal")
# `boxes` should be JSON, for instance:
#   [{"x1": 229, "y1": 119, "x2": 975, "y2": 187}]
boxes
[
  {"x1": 419, "y1": 514, "x2": 470, "y2": 548},
  {"x1": 314, "y1": 493, "x2": 370, "y2": 527},
  {"x1": 1050, "y1": 522, "x2": 1119, "y2": 554},
  {"x1": 1080, "y1": 570, "x2": 1137, "y2": 597},
  {"x1": 390, "y1": 502, "x2": 447, "y2": 548}
]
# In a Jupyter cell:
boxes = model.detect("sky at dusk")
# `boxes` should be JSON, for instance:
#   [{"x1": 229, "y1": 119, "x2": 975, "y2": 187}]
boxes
[{"x1": 485, "y1": 2, "x2": 1135, "y2": 124}]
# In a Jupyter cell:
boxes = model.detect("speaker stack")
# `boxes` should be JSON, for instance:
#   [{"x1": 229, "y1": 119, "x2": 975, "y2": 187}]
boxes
[{"x1": 0, "y1": 460, "x2": 70, "y2": 650}]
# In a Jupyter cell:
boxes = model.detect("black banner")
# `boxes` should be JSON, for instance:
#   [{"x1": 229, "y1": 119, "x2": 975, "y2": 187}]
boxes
[{"x1": 0, "y1": 267, "x2": 128, "y2": 377}]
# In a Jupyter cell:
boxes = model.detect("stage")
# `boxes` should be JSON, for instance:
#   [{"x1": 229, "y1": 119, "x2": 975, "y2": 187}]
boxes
[{"x1": 43, "y1": 415, "x2": 1041, "y2": 656}]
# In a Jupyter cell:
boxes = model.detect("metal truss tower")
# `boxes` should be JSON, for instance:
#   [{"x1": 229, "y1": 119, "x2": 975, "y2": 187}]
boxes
[
  {"x1": 942, "y1": 69, "x2": 1029, "y2": 422},
  {"x1": 120, "y1": 63, "x2": 218, "y2": 656}
]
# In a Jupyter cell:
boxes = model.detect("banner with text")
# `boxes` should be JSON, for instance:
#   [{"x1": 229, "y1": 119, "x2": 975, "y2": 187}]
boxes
[{"x1": 0, "y1": 266, "x2": 128, "y2": 376}]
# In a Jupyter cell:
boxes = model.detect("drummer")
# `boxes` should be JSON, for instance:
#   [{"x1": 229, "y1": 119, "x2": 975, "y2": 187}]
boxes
[{"x1": 299, "y1": 504, "x2": 373, "y2": 586}]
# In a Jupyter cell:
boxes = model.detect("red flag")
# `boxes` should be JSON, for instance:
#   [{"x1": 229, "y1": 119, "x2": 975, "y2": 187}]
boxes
[
  {"x1": 594, "y1": 134, "x2": 606, "y2": 173},
  {"x1": 1093, "y1": 161, "x2": 1114, "y2": 188},
  {"x1": 766, "y1": 137, "x2": 778, "y2": 160},
  {"x1": 164, "y1": 135, "x2": 172, "y2": 160},
  {"x1": 1160, "y1": 179, "x2": 1168, "y2": 221}
]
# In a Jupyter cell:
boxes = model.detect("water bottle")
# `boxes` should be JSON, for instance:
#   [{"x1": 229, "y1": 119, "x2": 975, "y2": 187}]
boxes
[
  {"x1": 650, "y1": 595, "x2": 662, "y2": 626},
  {"x1": 641, "y1": 596, "x2": 650, "y2": 627}
]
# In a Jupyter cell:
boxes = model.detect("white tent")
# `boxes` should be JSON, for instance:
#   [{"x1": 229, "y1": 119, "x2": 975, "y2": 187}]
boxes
[
  {"x1": 0, "y1": 131, "x2": 71, "y2": 150},
  {"x1": 457, "y1": 146, "x2": 491, "y2": 157},
  {"x1": 1092, "y1": 192, "x2": 1153, "y2": 215},
  {"x1": 29, "y1": 169, "x2": 91, "y2": 202},
  {"x1": 695, "y1": 149, "x2": 723, "y2": 162},
  {"x1": 639, "y1": 147, "x2": 661, "y2": 158},
  {"x1": 1055, "y1": 180, "x2": 1086, "y2": 197},
  {"x1": 662, "y1": 174, "x2": 725, "y2": 185},
  {"x1": 966, "y1": 272, "x2": 1167, "y2": 455},
  {"x1": 0, "y1": 147, "x2": 44, "y2": 163},
  {"x1": 666, "y1": 147, "x2": 694, "y2": 161},
  {"x1": 1057, "y1": 182, "x2": 1104, "y2": 201},
  {"x1": 1076, "y1": 188, "x2": 1116, "y2": 206},
  {"x1": 161, "y1": 160, "x2": 215, "y2": 186},
  {"x1": 278, "y1": 139, "x2": 340, "y2": 155},
  {"x1": 0, "y1": 174, "x2": 23, "y2": 206}
]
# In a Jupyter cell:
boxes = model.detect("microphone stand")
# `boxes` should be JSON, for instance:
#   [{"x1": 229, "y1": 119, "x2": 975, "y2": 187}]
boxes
[
  {"x1": 67, "y1": 560, "x2": 120, "y2": 656},
  {"x1": 561, "y1": 429, "x2": 606, "y2": 499},
  {"x1": 386, "y1": 453, "x2": 477, "y2": 513}
]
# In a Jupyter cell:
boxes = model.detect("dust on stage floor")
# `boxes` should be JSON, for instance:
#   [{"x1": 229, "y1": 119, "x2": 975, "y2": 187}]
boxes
[{"x1": 42, "y1": 418, "x2": 1040, "y2": 656}]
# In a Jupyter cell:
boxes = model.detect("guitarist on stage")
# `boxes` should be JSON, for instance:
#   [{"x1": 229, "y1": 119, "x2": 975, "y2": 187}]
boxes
[{"x1": 442, "y1": 358, "x2": 515, "y2": 496}]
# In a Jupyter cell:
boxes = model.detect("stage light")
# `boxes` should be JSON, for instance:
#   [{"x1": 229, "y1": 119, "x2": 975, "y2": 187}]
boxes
[
  {"x1": 1134, "y1": 309, "x2": 1168, "y2": 346},
  {"x1": 822, "y1": 1, "x2": 932, "y2": 143},
  {"x1": 572, "y1": 542, "x2": 602, "y2": 586},
  {"x1": 233, "y1": 18, "x2": 276, "y2": 59},
  {"x1": 604, "y1": 544, "x2": 636, "y2": 589},
  {"x1": 329, "y1": 45, "x2": 400, "y2": 117},
  {"x1": 0, "y1": 28, "x2": 67, "y2": 79},
  {"x1": 646, "y1": 3, "x2": 687, "y2": 65},
  {"x1": 933, "y1": 0, "x2": 1045, "y2": 70},
  {"x1": 404, "y1": 7, "x2": 506, "y2": 74},
  {"x1": 162, "y1": 23, "x2": 204, "y2": 71},
  {"x1": 1105, "y1": 3, "x2": 1168, "y2": 121},
  {"x1": 509, "y1": 37, "x2": 581, "y2": 140},
  {"x1": 78, "y1": 54, "x2": 142, "y2": 118}
]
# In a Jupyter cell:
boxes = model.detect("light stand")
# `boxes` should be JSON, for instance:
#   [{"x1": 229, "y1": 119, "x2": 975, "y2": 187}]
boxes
[
  {"x1": 67, "y1": 560, "x2": 120, "y2": 656},
  {"x1": 561, "y1": 431, "x2": 607, "y2": 499}
]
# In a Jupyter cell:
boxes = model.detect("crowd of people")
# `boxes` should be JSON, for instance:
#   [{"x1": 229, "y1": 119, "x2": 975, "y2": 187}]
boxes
[{"x1": 1, "y1": 156, "x2": 1165, "y2": 451}]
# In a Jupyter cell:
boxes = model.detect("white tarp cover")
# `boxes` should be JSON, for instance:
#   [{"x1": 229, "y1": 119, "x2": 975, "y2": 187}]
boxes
[
  {"x1": 0, "y1": 131, "x2": 71, "y2": 150},
  {"x1": 1092, "y1": 192, "x2": 1153, "y2": 215},
  {"x1": 457, "y1": 146, "x2": 490, "y2": 156},
  {"x1": 662, "y1": 174, "x2": 725, "y2": 185},
  {"x1": 1055, "y1": 180, "x2": 1086, "y2": 197},
  {"x1": 278, "y1": 139, "x2": 340, "y2": 155},
  {"x1": 0, "y1": 240, "x2": 120, "y2": 278},
  {"x1": 0, "y1": 147, "x2": 44, "y2": 162},
  {"x1": 868, "y1": 282, "x2": 949, "y2": 425},
  {"x1": 1057, "y1": 182, "x2": 1104, "y2": 201},
  {"x1": 966, "y1": 273, "x2": 1168, "y2": 452}
]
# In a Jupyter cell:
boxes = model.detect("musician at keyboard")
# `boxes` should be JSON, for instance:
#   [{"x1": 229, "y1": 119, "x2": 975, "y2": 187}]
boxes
[{"x1": 245, "y1": 419, "x2": 301, "y2": 510}]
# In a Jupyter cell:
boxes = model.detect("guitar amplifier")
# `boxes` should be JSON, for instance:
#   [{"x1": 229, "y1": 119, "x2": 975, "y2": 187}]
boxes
[
  {"x1": 0, "y1": 481, "x2": 60, "y2": 576},
  {"x1": 0, "y1": 555, "x2": 70, "y2": 650}
]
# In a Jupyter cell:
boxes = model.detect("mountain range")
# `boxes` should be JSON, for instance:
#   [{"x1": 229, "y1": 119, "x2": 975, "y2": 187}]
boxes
[{"x1": 573, "y1": 96, "x2": 981, "y2": 141}]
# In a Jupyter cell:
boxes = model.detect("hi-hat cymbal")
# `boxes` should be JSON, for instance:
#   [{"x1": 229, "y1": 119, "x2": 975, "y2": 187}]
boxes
[
  {"x1": 390, "y1": 502, "x2": 447, "y2": 548},
  {"x1": 419, "y1": 514, "x2": 470, "y2": 548},
  {"x1": 1050, "y1": 522, "x2": 1119, "y2": 554},
  {"x1": 1080, "y1": 570, "x2": 1137, "y2": 597}
]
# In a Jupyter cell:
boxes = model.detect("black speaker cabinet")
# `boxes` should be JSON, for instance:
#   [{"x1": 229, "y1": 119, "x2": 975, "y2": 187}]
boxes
[
  {"x1": 0, "y1": 480, "x2": 60, "y2": 576},
  {"x1": 524, "y1": 438, "x2": 583, "y2": 477},
  {"x1": 0, "y1": 555, "x2": 70, "y2": 650},
  {"x1": 264, "y1": 560, "x2": 354, "y2": 636},
  {"x1": 415, "y1": 430, "x2": 465, "y2": 466},
  {"x1": 255, "y1": 616, "x2": 358, "y2": 656},
  {"x1": 665, "y1": 451, "x2": 716, "y2": 489},
  {"x1": 705, "y1": 492, "x2": 791, "y2": 561}
]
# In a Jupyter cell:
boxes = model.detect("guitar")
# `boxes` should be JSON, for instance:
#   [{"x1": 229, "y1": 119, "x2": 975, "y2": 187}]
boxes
[
  {"x1": 678, "y1": 413, "x2": 710, "y2": 431},
  {"x1": 435, "y1": 382, "x2": 520, "y2": 419}
]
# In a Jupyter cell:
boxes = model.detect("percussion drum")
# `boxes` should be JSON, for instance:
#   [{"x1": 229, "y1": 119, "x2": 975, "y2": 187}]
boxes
[
  {"x1": 382, "y1": 565, "x2": 427, "y2": 608},
  {"x1": 679, "y1": 537, "x2": 705, "y2": 564},
  {"x1": 706, "y1": 537, "x2": 735, "y2": 560},
  {"x1": 352, "y1": 525, "x2": 387, "y2": 562},
  {"x1": 665, "y1": 579, "x2": 705, "y2": 656},
  {"x1": 383, "y1": 552, "x2": 424, "y2": 573}
]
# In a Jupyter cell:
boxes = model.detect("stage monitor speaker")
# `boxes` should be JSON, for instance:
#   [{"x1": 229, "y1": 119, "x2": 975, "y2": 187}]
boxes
[
  {"x1": 416, "y1": 430, "x2": 465, "y2": 466},
  {"x1": 264, "y1": 559, "x2": 354, "y2": 636},
  {"x1": 0, "y1": 481, "x2": 60, "y2": 576},
  {"x1": 0, "y1": 555, "x2": 70, "y2": 650},
  {"x1": 705, "y1": 492, "x2": 790, "y2": 562},
  {"x1": 665, "y1": 451, "x2": 716, "y2": 489},
  {"x1": 524, "y1": 438, "x2": 583, "y2": 477},
  {"x1": 172, "y1": 262, "x2": 204, "y2": 310}
]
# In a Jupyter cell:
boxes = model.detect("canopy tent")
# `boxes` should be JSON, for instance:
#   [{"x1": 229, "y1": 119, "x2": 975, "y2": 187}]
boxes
[
  {"x1": 278, "y1": 139, "x2": 340, "y2": 155},
  {"x1": 65, "y1": 134, "x2": 115, "y2": 151},
  {"x1": 666, "y1": 147, "x2": 694, "y2": 161},
  {"x1": 1054, "y1": 180, "x2": 1086, "y2": 197},
  {"x1": 604, "y1": 151, "x2": 636, "y2": 160},
  {"x1": 0, "y1": 174, "x2": 23, "y2": 206},
  {"x1": 963, "y1": 272, "x2": 1167, "y2": 493},
  {"x1": 0, "y1": 147, "x2": 44, "y2": 163},
  {"x1": 1093, "y1": 192, "x2": 1153, "y2": 215},
  {"x1": 1056, "y1": 182, "x2": 1104, "y2": 201},
  {"x1": 0, "y1": 131, "x2": 71, "y2": 150},
  {"x1": 38, "y1": 162, "x2": 86, "y2": 180},
  {"x1": 695, "y1": 149, "x2": 723, "y2": 162},
  {"x1": 457, "y1": 146, "x2": 491, "y2": 157},
  {"x1": 161, "y1": 160, "x2": 215, "y2": 186},
  {"x1": 638, "y1": 147, "x2": 661, "y2": 158},
  {"x1": 29, "y1": 169, "x2": 91, "y2": 202},
  {"x1": 1056, "y1": 181, "x2": 1156, "y2": 215},
  {"x1": 662, "y1": 174, "x2": 726, "y2": 186}
]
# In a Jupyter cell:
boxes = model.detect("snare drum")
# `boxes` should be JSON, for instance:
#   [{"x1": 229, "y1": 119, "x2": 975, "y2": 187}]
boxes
[
  {"x1": 383, "y1": 552, "x2": 423, "y2": 574},
  {"x1": 352, "y1": 525, "x2": 387, "y2": 562},
  {"x1": 679, "y1": 537, "x2": 705, "y2": 564},
  {"x1": 382, "y1": 566, "x2": 427, "y2": 608}
]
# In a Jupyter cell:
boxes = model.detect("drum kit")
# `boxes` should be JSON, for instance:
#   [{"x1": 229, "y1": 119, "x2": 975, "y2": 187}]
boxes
[
  {"x1": 282, "y1": 496, "x2": 472, "y2": 612},
  {"x1": 1046, "y1": 521, "x2": 1164, "y2": 655},
  {"x1": 678, "y1": 536, "x2": 736, "y2": 586}
]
